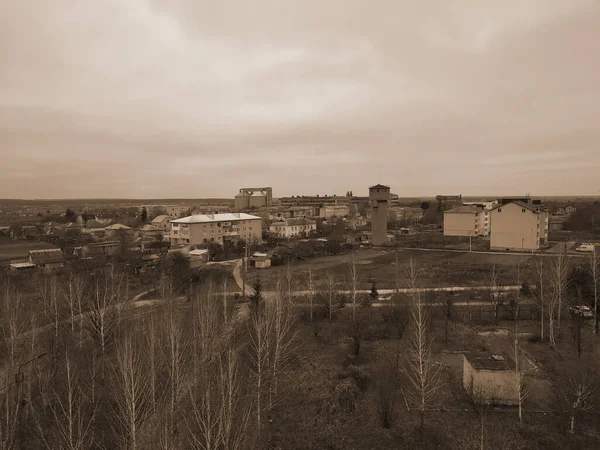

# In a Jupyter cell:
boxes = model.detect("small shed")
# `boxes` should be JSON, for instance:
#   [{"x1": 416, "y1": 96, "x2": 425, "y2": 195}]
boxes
[
  {"x1": 189, "y1": 249, "x2": 210, "y2": 263},
  {"x1": 462, "y1": 352, "x2": 518, "y2": 405}
]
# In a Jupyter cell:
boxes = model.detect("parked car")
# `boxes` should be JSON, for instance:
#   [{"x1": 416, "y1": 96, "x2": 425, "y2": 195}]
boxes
[
  {"x1": 576, "y1": 243, "x2": 596, "y2": 252},
  {"x1": 570, "y1": 305, "x2": 594, "y2": 319},
  {"x1": 377, "y1": 295, "x2": 392, "y2": 302}
]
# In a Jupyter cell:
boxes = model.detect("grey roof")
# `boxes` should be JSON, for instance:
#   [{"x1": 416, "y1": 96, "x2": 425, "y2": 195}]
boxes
[
  {"x1": 369, "y1": 184, "x2": 390, "y2": 190},
  {"x1": 444, "y1": 205, "x2": 481, "y2": 214},
  {"x1": 463, "y1": 352, "x2": 515, "y2": 371},
  {"x1": 272, "y1": 218, "x2": 316, "y2": 227},
  {"x1": 491, "y1": 201, "x2": 541, "y2": 213},
  {"x1": 171, "y1": 213, "x2": 261, "y2": 223},
  {"x1": 151, "y1": 215, "x2": 170, "y2": 223},
  {"x1": 28, "y1": 249, "x2": 64, "y2": 264}
]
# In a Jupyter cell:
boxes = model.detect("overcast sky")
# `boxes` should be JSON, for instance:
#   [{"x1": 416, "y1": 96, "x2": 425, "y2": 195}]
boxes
[{"x1": 1, "y1": 1, "x2": 599, "y2": 199}]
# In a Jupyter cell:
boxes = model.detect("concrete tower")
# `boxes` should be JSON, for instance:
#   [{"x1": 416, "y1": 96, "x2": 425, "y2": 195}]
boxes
[{"x1": 369, "y1": 184, "x2": 390, "y2": 246}]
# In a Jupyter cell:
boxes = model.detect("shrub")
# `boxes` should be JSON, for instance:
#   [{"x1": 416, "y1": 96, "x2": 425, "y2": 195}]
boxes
[
  {"x1": 345, "y1": 365, "x2": 372, "y2": 391},
  {"x1": 333, "y1": 379, "x2": 359, "y2": 413}
]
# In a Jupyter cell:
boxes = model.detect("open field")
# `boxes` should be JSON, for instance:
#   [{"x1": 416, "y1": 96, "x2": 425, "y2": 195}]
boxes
[
  {"x1": 0, "y1": 237, "x2": 60, "y2": 262},
  {"x1": 248, "y1": 248, "x2": 538, "y2": 290}
]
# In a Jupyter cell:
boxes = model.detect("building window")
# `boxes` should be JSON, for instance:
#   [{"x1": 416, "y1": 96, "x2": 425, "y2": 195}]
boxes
[
  {"x1": 498, "y1": 208, "x2": 501, "y2": 213},
  {"x1": 522, "y1": 208, "x2": 526, "y2": 213}
]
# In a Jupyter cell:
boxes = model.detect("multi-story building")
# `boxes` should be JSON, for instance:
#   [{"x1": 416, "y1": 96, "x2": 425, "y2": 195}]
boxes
[
  {"x1": 270, "y1": 206, "x2": 317, "y2": 220},
  {"x1": 269, "y1": 218, "x2": 317, "y2": 239},
  {"x1": 279, "y1": 195, "x2": 349, "y2": 208},
  {"x1": 443, "y1": 205, "x2": 490, "y2": 237},
  {"x1": 390, "y1": 206, "x2": 424, "y2": 224},
  {"x1": 170, "y1": 213, "x2": 262, "y2": 246},
  {"x1": 370, "y1": 184, "x2": 390, "y2": 246},
  {"x1": 489, "y1": 201, "x2": 549, "y2": 251},
  {"x1": 319, "y1": 204, "x2": 350, "y2": 218}
]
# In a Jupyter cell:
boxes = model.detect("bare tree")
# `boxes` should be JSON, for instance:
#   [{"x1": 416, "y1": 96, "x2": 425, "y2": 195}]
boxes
[
  {"x1": 348, "y1": 251, "x2": 360, "y2": 322},
  {"x1": 38, "y1": 275, "x2": 63, "y2": 354},
  {"x1": 306, "y1": 269, "x2": 315, "y2": 323},
  {"x1": 323, "y1": 271, "x2": 338, "y2": 323},
  {"x1": 269, "y1": 276, "x2": 297, "y2": 409},
  {"x1": 587, "y1": 249, "x2": 600, "y2": 335},
  {"x1": 402, "y1": 259, "x2": 443, "y2": 431},
  {"x1": 87, "y1": 274, "x2": 119, "y2": 354},
  {"x1": 111, "y1": 332, "x2": 152, "y2": 450},
  {"x1": 246, "y1": 298, "x2": 273, "y2": 434},
  {"x1": 533, "y1": 256, "x2": 547, "y2": 340},
  {"x1": 33, "y1": 351, "x2": 95, "y2": 450},
  {"x1": 556, "y1": 369, "x2": 598, "y2": 434},
  {"x1": 549, "y1": 251, "x2": 569, "y2": 341},
  {"x1": 62, "y1": 271, "x2": 86, "y2": 334},
  {"x1": 161, "y1": 283, "x2": 190, "y2": 439},
  {"x1": 484, "y1": 264, "x2": 503, "y2": 324},
  {"x1": 375, "y1": 360, "x2": 399, "y2": 429}
]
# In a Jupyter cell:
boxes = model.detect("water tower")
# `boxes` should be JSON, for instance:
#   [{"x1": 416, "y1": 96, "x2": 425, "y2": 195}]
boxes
[{"x1": 369, "y1": 184, "x2": 390, "y2": 246}]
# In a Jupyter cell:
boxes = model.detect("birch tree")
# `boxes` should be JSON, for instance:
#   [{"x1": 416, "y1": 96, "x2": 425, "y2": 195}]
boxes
[
  {"x1": 402, "y1": 260, "x2": 443, "y2": 432},
  {"x1": 111, "y1": 332, "x2": 152, "y2": 450},
  {"x1": 550, "y1": 251, "x2": 569, "y2": 340},
  {"x1": 62, "y1": 271, "x2": 86, "y2": 334},
  {"x1": 87, "y1": 274, "x2": 119, "y2": 354},
  {"x1": 348, "y1": 251, "x2": 360, "y2": 322},
  {"x1": 323, "y1": 271, "x2": 338, "y2": 323},
  {"x1": 556, "y1": 369, "x2": 598, "y2": 434},
  {"x1": 533, "y1": 256, "x2": 547, "y2": 340},
  {"x1": 38, "y1": 275, "x2": 63, "y2": 354},
  {"x1": 587, "y1": 249, "x2": 600, "y2": 335},
  {"x1": 484, "y1": 264, "x2": 503, "y2": 324},
  {"x1": 306, "y1": 269, "x2": 315, "y2": 323}
]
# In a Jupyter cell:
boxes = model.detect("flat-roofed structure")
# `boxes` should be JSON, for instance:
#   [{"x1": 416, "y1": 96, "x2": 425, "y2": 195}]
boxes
[{"x1": 462, "y1": 352, "x2": 518, "y2": 405}]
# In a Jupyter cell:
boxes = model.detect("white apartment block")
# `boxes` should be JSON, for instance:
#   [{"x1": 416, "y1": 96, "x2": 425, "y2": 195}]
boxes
[
  {"x1": 444, "y1": 205, "x2": 490, "y2": 237},
  {"x1": 489, "y1": 201, "x2": 549, "y2": 251},
  {"x1": 170, "y1": 213, "x2": 262, "y2": 246}
]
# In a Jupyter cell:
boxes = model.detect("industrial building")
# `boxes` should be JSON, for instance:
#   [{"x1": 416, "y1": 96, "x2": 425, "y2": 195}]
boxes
[
  {"x1": 279, "y1": 195, "x2": 349, "y2": 208},
  {"x1": 369, "y1": 184, "x2": 390, "y2": 246},
  {"x1": 234, "y1": 187, "x2": 273, "y2": 210},
  {"x1": 170, "y1": 213, "x2": 262, "y2": 246},
  {"x1": 319, "y1": 204, "x2": 350, "y2": 219}
]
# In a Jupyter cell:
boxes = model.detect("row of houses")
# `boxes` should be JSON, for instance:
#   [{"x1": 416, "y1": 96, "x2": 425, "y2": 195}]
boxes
[{"x1": 443, "y1": 199, "x2": 550, "y2": 250}]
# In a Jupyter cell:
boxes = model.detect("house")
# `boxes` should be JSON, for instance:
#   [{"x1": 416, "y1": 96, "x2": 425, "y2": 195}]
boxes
[
  {"x1": 73, "y1": 241, "x2": 120, "y2": 258},
  {"x1": 443, "y1": 205, "x2": 490, "y2": 237},
  {"x1": 549, "y1": 220, "x2": 564, "y2": 231},
  {"x1": 250, "y1": 252, "x2": 272, "y2": 269},
  {"x1": 137, "y1": 224, "x2": 163, "y2": 239},
  {"x1": 28, "y1": 249, "x2": 65, "y2": 269},
  {"x1": 151, "y1": 214, "x2": 171, "y2": 231},
  {"x1": 489, "y1": 201, "x2": 549, "y2": 251},
  {"x1": 269, "y1": 218, "x2": 317, "y2": 239},
  {"x1": 9, "y1": 262, "x2": 37, "y2": 271},
  {"x1": 565, "y1": 205, "x2": 577, "y2": 214},
  {"x1": 462, "y1": 352, "x2": 518, "y2": 405},
  {"x1": 170, "y1": 213, "x2": 262, "y2": 246},
  {"x1": 105, "y1": 224, "x2": 134, "y2": 237}
]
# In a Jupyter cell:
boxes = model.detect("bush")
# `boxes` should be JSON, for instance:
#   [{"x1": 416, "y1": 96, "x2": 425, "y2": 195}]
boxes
[
  {"x1": 333, "y1": 379, "x2": 359, "y2": 413},
  {"x1": 343, "y1": 365, "x2": 372, "y2": 391},
  {"x1": 527, "y1": 334, "x2": 542, "y2": 343}
]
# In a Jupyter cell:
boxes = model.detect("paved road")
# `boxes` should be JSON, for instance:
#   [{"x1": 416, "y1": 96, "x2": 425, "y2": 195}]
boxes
[{"x1": 394, "y1": 246, "x2": 589, "y2": 258}]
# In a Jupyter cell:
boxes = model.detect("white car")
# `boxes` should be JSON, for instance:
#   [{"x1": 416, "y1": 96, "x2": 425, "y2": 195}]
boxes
[{"x1": 576, "y1": 244, "x2": 596, "y2": 252}]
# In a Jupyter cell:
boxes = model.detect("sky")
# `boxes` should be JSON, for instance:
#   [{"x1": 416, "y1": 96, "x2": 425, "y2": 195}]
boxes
[{"x1": 1, "y1": 0, "x2": 599, "y2": 199}]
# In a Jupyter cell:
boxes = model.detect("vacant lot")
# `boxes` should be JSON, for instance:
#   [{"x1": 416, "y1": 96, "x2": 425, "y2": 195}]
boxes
[
  {"x1": 0, "y1": 237, "x2": 59, "y2": 262},
  {"x1": 248, "y1": 248, "x2": 534, "y2": 290},
  {"x1": 269, "y1": 310, "x2": 600, "y2": 450}
]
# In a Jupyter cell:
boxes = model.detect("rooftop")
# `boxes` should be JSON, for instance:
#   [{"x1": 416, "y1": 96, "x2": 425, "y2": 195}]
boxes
[
  {"x1": 369, "y1": 184, "x2": 390, "y2": 190},
  {"x1": 171, "y1": 212, "x2": 261, "y2": 224},
  {"x1": 491, "y1": 201, "x2": 542, "y2": 213},
  {"x1": 151, "y1": 215, "x2": 170, "y2": 223},
  {"x1": 105, "y1": 223, "x2": 132, "y2": 230},
  {"x1": 28, "y1": 248, "x2": 64, "y2": 264},
  {"x1": 272, "y1": 217, "x2": 316, "y2": 227},
  {"x1": 463, "y1": 352, "x2": 515, "y2": 371},
  {"x1": 444, "y1": 205, "x2": 481, "y2": 214}
]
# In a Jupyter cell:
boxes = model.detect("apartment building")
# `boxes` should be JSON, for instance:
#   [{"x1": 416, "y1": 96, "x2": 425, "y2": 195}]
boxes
[
  {"x1": 444, "y1": 205, "x2": 490, "y2": 237},
  {"x1": 269, "y1": 218, "x2": 317, "y2": 239},
  {"x1": 489, "y1": 201, "x2": 549, "y2": 251},
  {"x1": 170, "y1": 213, "x2": 262, "y2": 246}
]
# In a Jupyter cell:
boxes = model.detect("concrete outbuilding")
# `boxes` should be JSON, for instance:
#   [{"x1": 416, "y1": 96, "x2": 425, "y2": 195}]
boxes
[{"x1": 462, "y1": 352, "x2": 518, "y2": 405}]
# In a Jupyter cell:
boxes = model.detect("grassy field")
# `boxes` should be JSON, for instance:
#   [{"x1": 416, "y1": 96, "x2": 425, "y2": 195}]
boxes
[
  {"x1": 0, "y1": 236, "x2": 59, "y2": 262},
  {"x1": 248, "y1": 248, "x2": 536, "y2": 290}
]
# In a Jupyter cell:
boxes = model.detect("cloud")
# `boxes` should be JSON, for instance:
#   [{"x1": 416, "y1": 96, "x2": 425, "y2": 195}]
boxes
[{"x1": 1, "y1": 0, "x2": 599, "y2": 198}]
